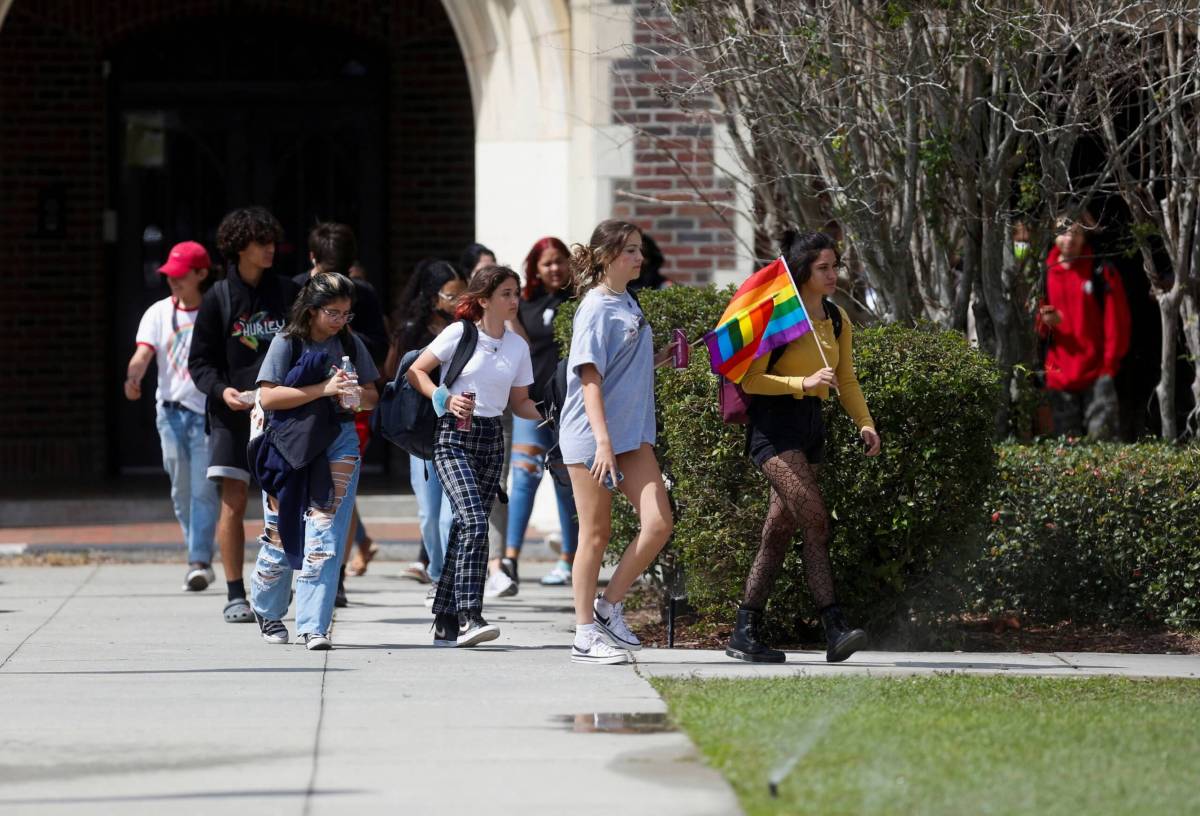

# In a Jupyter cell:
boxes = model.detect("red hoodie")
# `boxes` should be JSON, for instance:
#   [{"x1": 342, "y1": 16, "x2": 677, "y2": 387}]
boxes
[{"x1": 1036, "y1": 246, "x2": 1131, "y2": 392}]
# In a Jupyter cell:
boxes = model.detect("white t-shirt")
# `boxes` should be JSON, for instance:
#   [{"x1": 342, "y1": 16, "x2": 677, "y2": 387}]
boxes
[
  {"x1": 135, "y1": 296, "x2": 207, "y2": 414},
  {"x1": 426, "y1": 321, "x2": 533, "y2": 417}
]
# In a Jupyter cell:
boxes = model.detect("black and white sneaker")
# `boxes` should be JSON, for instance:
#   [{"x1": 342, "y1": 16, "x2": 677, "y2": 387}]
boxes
[
  {"x1": 183, "y1": 563, "x2": 214, "y2": 592},
  {"x1": 456, "y1": 610, "x2": 500, "y2": 647},
  {"x1": 594, "y1": 597, "x2": 642, "y2": 651},
  {"x1": 571, "y1": 630, "x2": 629, "y2": 665},
  {"x1": 256, "y1": 613, "x2": 289, "y2": 645},
  {"x1": 432, "y1": 612, "x2": 459, "y2": 647},
  {"x1": 500, "y1": 557, "x2": 519, "y2": 585},
  {"x1": 303, "y1": 633, "x2": 332, "y2": 651}
]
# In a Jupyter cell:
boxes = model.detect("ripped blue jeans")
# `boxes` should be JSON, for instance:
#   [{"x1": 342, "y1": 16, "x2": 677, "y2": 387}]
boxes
[{"x1": 250, "y1": 422, "x2": 360, "y2": 636}]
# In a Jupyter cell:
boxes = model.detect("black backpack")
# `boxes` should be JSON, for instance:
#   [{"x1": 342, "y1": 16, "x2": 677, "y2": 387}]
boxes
[{"x1": 376, "y1": 321, "x2": 478, "y2": 460}]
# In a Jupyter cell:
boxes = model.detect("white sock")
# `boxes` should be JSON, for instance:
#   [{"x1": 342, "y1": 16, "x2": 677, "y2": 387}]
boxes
[
  {"x1": 595, "y1": 596, "x2": 614, "y2": 617},
  {"x1": 574, "y1": 623, "x2": 597, "y2": 647}
]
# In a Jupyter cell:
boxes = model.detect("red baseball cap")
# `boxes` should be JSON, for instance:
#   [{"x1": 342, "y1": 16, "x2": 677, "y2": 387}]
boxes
[{"x1": 159, "y1": 241, "x2": 212, "y2": 278}]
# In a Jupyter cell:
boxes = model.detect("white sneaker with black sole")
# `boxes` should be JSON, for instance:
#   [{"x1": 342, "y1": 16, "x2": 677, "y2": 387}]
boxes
[
  {"x1": 183, "y1": 564, "x2": 215, "y2": 592},
  {"x1": 571, "y1": 630, "x2": 629, "y2": 665},
  {"x1": 256, "y1": 613, "x2": 289, "y2": 645},
  {"x1": 456, "y1": 611, "x2": 500, "y2": 647},
  {"x1": 593, "y1": 597, "x2": 642, "y2": 651},
  {"x1": 303, "y1": 633, "x2": 332, "y2": 651}
]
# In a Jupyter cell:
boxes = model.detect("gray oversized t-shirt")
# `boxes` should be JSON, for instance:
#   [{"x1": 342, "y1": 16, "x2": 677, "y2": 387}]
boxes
[
  {"x1": 256, "y1": 331, "x2": 379, "y2": 420},
  {"x1": 557, "y1": 287, "x2": 656, "y2": 464}
]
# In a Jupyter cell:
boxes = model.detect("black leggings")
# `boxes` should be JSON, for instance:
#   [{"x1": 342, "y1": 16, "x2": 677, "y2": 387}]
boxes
[{"x1": 741, "y1": 449, "x2": 835, "y2": 610}]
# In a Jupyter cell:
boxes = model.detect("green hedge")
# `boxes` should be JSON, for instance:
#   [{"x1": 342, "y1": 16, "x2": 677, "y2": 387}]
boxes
[
  {"x1": 974, "y1": 442, "x2": 1200, "y2": 629},
  {"x1": 556, "y1": 286, "x2": 1002, "y2": 637}
]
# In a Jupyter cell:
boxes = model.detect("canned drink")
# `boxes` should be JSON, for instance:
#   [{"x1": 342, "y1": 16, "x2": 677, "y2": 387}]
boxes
[
  {"x1": 671, "y1": 328, "x2": 689, "y2": 369},
  {"x1": 456, "y1": 391, "x2": 476, "y2": 432}
]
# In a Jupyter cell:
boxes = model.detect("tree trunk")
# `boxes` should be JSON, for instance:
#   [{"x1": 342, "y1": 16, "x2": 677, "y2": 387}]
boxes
[{"x1": 1156, "y1": 288, "x2": 1184, "y2": 441}]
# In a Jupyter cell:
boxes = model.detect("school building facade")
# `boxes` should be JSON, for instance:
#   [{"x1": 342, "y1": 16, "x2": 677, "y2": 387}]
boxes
[{"x1": 0, "y1": 0, "x2": 748, "y2": 479}]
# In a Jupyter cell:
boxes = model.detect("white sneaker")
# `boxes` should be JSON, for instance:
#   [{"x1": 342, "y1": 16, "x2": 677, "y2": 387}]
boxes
[
  {"x1": 423, "y1": 586, "x2": 437, "y2": 609},
  {"x1": 483, "y1": 571, "x2": 516, "y2": 598},
  {"x1": 539, "y1": 560, "x2": 572, "y2": 586},
  {"x1": 545, "y1": 532, "x2": 563, "y2": 555},
  {"x1": 594, "y1": 598, "x2": 642, "y2": 651},
  {"x1": 401, "y1": 562, "x2": 432, "y2": 583},
  {"x1": 183, "y1": 564, "x2": 215, "y2": 592},
  {"x1": 571, "y1": 631, "x2": 629, "y2": 665},
  {"x1": 303, "y1": 633, "x2": 332, "y2": 651}
]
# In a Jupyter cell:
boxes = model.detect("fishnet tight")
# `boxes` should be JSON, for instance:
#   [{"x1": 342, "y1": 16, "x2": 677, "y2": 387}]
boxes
[{"x1": 741, "y1": 450, "x2": 835, "y2": 610}]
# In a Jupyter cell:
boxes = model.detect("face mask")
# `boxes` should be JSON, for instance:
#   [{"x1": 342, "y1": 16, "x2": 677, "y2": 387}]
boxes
[{"x1": 436, "y1": 306, "x2": 456, "y2": 320}]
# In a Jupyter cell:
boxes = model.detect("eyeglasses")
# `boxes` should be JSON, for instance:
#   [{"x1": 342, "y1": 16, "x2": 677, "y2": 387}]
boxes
[
  {"x1": 319, "y1": 308, "x2": 355, "y2": 323},
  {"x1": 438, "y1": 291, "x2": 461, "y2": 303}
]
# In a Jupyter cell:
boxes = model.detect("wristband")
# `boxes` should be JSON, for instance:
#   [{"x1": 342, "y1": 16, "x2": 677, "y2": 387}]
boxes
[{"x1": 432, "y1": 385, "x2": 450, "y2": 417}]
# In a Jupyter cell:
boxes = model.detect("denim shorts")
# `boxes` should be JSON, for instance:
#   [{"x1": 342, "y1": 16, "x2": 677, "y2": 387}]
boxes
[{"x1": 746, "y1": 395, "x2": 826, "y2": 468}]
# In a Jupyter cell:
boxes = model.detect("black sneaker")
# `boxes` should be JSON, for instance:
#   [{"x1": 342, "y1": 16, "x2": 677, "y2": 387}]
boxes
[
  {"x1": 456, "y1": 610, "x2": 500, "y2": 647},
  {"x1": 432, "y1": 612, "x2": 459, "y2": 647},
  {"x1": 500, "y1": 557, "x2": 519, "y2": 585},
  {"x1": 256, "y1": 612, "x2": 289, "y2": 645}
]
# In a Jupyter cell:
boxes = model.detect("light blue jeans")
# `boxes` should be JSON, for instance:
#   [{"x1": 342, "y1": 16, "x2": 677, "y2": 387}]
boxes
[
  {"x1": 251, "y1": 422, "x2": 361, "y2": 636},
  {"x1": 156, "y1": 403, "x2": 219, "y2": 565},
  {"x1": 506, "y1": 416, "x2": 577, "y2": 555},
  {"x1": 410, "y1": 453, "x2": 452, "y2": 580}
]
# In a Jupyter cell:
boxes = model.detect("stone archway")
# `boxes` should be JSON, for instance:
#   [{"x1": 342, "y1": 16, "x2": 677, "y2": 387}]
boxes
[{"x1": 439, "y1": 0, "x2": 638, "y2": 267}]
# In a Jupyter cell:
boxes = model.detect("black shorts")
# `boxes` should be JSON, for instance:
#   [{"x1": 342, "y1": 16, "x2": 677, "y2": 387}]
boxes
[
  {"x1": 207, "y1": 408, "x2": 251, "y2": 484},
  {"x1": 746, "y1": 395, "x2": 826, "y2": 468}
]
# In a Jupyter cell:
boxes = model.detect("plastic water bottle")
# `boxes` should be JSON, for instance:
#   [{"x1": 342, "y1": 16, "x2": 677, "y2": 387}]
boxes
[{"x1": 339, "y1": 355, "x2": 360, "y2": 410}]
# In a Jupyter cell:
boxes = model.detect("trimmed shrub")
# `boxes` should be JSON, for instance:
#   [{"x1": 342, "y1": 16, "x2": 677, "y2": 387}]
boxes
[
  {"x1": 556, "y1": 286, "x2": 1002, "y2": 638},
  {"x1": 975, "y1": 441, "x2": 1200, "y2": 629}
]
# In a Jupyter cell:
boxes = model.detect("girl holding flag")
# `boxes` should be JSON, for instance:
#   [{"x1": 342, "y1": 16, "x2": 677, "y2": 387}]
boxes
[{"x1": 715, "y1": 230, "x2": 880, "y2": 664}]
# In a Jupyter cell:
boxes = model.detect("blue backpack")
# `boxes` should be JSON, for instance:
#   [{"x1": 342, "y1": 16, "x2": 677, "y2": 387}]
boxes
[{"x1": 377, "y1": 321, "x2": 478, "y2": 460}]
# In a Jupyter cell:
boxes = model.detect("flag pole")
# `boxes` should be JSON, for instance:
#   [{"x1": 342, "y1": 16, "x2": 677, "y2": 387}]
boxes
[{"x1": 777, "y1": 255, "x2": 838, "y2": 391}]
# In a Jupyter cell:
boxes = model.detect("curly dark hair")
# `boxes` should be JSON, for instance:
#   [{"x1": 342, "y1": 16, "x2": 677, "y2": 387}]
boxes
[
  {"x1": 216, "y1": 206, "x2": 284, "y2": 261},
  {"x1": 392, "y1": 258, "x2": 464, "y2": 353}
]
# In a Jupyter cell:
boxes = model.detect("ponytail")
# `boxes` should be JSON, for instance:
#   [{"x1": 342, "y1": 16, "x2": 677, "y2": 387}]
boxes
[{"x1": 570, "y1": 219, "x2": 641, "y2": 297}]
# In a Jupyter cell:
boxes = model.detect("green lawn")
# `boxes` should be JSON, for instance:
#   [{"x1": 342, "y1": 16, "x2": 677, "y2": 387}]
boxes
[{"x1": 651, "y1": 675, "x2": 1200, "y2": 816}]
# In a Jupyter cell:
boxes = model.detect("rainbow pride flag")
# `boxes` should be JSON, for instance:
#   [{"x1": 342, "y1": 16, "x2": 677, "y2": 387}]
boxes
[{"x1": 703, "y1": 258, "x2": 812, "y2": 383}]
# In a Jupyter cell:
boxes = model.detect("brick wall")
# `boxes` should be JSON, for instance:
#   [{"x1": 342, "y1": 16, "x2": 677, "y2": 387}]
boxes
[
  {"x1": 0, "y1": 0, "x2": 473, "y2": 479},
  {"x1": 610, "y1": 0, "x2": 739, "y2": 285}
]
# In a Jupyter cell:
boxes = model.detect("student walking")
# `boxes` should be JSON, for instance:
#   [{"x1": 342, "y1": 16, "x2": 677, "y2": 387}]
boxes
[
  {"x1": 189, "y1": 207, "x2": 299, "y2": 624},
  {"x1": 406, "y1": 266, "x2": 541, "y2": 647},
  {"x1": 292, "y1": 222, "x2": 388, "y2": 606},
  {"x1": 385, "y1": 259, "x2": 467, "y2": 600},
  {"x1": 506, "y1": 237, "x2": 579, "y2": 587},
  {"x1": 730, "y1": 230, "x2": 881, "y2": 664},
  {"x1": 124, "y1": 241, "x2": 220, "y2": 591},
  {"x1": 559, "y1": 220, "x2": 677, "y2": 665},
  {"x1": 249, "y1": 272, "x2": 378, "y2": 650}
]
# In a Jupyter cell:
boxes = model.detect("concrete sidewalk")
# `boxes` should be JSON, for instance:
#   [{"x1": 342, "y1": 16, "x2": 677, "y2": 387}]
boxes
[
  {"x1": 0, "y1": 562, "x2": 738, "y2": 815},
  {"x1": 2, "y1": 563, "x2": 1197, "y2": 815}
]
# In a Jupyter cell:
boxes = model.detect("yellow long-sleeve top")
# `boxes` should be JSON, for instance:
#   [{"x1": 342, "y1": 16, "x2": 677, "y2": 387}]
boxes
[{"x1": 740, "y1": 303, "x2": 875, "y2": 431}]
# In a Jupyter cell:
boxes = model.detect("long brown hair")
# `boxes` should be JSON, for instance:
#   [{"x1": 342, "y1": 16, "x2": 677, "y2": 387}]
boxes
[
  {"x1": 569, "y1": 219, "x2": 640, "y2": 297},
  {"x1": 454, "y1": 265, "x2": 521, "y2": 322}
]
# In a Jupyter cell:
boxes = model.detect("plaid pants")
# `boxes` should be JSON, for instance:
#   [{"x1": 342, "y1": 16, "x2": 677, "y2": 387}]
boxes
[{"x1": 431, "y1": 414, "x2": 505, "y2": 615}]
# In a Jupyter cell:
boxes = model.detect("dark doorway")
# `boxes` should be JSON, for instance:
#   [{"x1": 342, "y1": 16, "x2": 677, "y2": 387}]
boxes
[{"x1": 108, "y1": 17, "x2": 388, "y2": 473}]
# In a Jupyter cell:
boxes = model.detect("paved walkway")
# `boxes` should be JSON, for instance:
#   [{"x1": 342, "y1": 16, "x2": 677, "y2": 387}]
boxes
[
  {"x1": 2, "y1": 562, "x2": 1197, "y2": 815},
  {"x1": 0, "y1": 562, "x2": 738, "y2": 815}
]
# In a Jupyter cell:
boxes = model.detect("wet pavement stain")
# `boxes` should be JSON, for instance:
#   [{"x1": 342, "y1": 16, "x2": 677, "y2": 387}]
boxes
[{"x1": 556, "y1": 713, "x2": 677, "y2": 734}]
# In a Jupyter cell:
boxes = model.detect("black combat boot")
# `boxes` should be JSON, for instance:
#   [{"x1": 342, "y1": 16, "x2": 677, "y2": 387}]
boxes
[
  {"x1": 820, "y1": 604, "x2": 867, "y2": 663},
  {"x1": 725, "y1": 606, "x2": 786, "y2": 663}
]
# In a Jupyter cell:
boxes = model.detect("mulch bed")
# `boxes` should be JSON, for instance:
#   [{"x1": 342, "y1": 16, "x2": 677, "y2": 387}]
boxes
[{"x1": 622, "y1": 588, "x2": 1200, "y2": 655}]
